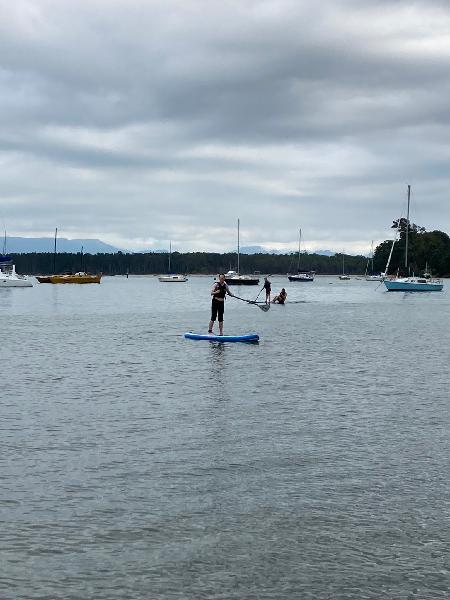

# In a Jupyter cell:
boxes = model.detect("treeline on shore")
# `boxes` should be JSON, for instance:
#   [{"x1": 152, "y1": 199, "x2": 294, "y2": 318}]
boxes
[
  {"x1": 13, "y1": 250, "x2": 367, "y2": 276},
  {"x1": 11, "y1": 223, "x2": 450, "y2": 277}
]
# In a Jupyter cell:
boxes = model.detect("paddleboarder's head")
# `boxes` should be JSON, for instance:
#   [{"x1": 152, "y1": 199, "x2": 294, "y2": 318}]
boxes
[{"x1": 219, "y1": 273, "x2": 225, "y2": 283}]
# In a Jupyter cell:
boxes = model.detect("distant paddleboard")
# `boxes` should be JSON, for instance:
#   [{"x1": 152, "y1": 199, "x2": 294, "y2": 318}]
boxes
[
  {"x1": 271, "y1": 300, "x2": 306, "y2": 304},
  {"x1": 184, "y1": 332, "x2": 259, "y2": 343}
]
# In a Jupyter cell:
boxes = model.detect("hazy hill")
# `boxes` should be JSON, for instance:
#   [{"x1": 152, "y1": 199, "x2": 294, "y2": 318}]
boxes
[
  {"x1": 239, "y1": 245, "x2": 335, "y2": 256},
  {"x1": 5, "y1": 237, "x2": 122, "y2": 254}
]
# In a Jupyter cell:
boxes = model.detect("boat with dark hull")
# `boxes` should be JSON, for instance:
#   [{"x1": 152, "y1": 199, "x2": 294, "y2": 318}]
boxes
[
  {"x1": 224, "y1": 219, "x2": 259, "y2": 286},
  {"x1": 287, "y1": 229, "x2": 315, "y2": 282}
]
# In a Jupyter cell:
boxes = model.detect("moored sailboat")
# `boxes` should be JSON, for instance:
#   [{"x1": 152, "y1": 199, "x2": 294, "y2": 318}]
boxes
[
  {"x1": 224, "y1": 219, "x2": 259, "y2": 285},
  {"x1": 365, "y1": 241, "x2": 383, "y2": 281},
  {"x1": 37, "y1": 229, "x2": 102, "y2": 284},
  {"x1": 158, "y1": 241, "x2": 188, "y2": 282},
  {"x1": 288, "y1": 229, "x2": 315, "y2": 282},
  {"x1": 338, "y1": 251, "x2": 350, "y2": 280},
  {"x1": 384, "y1": 185, "x2": 443, "y2": 292}
]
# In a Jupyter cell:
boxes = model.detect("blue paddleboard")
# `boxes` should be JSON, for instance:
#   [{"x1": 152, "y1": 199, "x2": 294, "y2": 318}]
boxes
[{"x1": 184, "y1": 332, "x2": 259, "y2": 343}]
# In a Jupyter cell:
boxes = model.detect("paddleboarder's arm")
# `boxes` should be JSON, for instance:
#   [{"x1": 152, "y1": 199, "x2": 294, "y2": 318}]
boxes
[
  {"x1": 211, "y1": 283, "x2": 219, "y2": 296},
  {"x1": 226, "y1": 284, "x2": 234, "y2": 297}
]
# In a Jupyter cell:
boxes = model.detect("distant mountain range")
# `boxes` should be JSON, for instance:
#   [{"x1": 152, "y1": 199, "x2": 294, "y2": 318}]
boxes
[
  {"x1": 239, "y1": 245, "x2": 335, "y2": 256},
  {"x1": 5, "y1": 237, "x2": 337, "y2": 256},
  {"x1": 5, "y1": 237, "x2": 122, "y2": 254}
]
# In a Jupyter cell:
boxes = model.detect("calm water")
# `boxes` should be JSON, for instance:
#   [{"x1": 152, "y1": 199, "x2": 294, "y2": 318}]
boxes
[{"x1": 1, "y1": 275, "x2": 450, "y2": 599}]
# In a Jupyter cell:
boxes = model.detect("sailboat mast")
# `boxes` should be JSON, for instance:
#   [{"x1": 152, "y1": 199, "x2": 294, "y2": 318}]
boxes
[
  {"x1": 168, "y1": 241, "x2": 171, "y2": 273},
  {"x1": 237, "y1": 218, "x2": 240, "y2": 276},
  {"x1": 53, "y1": 228, "x2": 58, "y2": 274},
  {"x1": 297, "y1": 228, "x2": 301, "y2": 272},
  {"x1": 371, "y1": 240, "x2": 374, "y2": 274},
  {"x1": 405, "y1": 185, "x2": 410, "y2": 271}
]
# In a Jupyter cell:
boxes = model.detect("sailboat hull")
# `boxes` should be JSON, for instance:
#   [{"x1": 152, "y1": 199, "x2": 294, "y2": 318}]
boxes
[
  {"x1": 384, "y1": 278, "x2": 443, "y2": 292},
  {"x1": 158, "y1": 275, "x2": 188, "y2": 282},
  {"x1": 225, "y1": 277, "x2": 259, "y2": 285},
  {"x1": 288, "y1": 274, "x2": 314, "y2": 282},
  {"x1": 44, "y1": 274, "x2": 102, "y2": 284}
]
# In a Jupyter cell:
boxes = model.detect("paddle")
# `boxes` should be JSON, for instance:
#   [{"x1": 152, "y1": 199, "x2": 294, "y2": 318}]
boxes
[
  {"x1": 232, "y1": 295, "x2": 270, "y2": 312},
  {"x1": 254, "y1": 285, "x2": 265, "y2": 302}
]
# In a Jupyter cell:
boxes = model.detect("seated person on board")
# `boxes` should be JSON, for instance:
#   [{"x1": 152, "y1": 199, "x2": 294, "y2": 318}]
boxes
[{"x1": 272, "y1": 288, "x2": 287, "y2": 304}]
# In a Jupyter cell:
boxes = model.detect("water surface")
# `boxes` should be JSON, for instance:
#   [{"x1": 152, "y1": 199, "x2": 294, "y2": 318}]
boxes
[{"x1": 1, "y1": 275, "x2": 449, "y2": 599}]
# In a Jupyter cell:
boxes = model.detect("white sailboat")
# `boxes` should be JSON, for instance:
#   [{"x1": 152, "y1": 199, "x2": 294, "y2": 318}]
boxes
[
  {"x1": 158, "y1": 241, "x2": 188, "y2": 282},
  {"x1": 384, "y1": 185, "x2": 443, "y2": 292},
  {"x1": 339, "y1": 251, "x2": 350, "y2": 280},
  {"x1": 224, "y1": 219, "x2": 259, "y2": 285},
  {"x1": 287, "y1": 229, "x2": 315, "y2": 282},
  {"x1": 365, "y1": 241, "x2": 383, "y2": 281}
]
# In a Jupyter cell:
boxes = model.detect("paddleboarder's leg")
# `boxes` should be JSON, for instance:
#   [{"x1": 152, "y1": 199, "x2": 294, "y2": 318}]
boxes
[
  {"x1": 209, "y1": 299, "x2": 218, "y2": 333},
  {"x1": 218, "y1": 302, "x2": 224, "y2": 335}
]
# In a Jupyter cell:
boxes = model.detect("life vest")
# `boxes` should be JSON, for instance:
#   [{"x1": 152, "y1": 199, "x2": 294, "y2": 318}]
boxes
[{"x1": 215, "y1": 281, "x2": 227, "y2": 298}]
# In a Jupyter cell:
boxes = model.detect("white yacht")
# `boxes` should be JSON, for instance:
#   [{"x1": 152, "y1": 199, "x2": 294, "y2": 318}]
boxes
[
  {"x1": 224, "y1": 219, "x2": 259, "y2": 286},
  {"x1": 0, "y1": 256, "x2": 33, "y2": 287},
  {"x1": 365, "y1": 241, "x2": 383, "y2": 281},
  {"x1": 339, "y1": 252, "x2": 351, "y2": 280},
  {"x1": 158, "y1": 274, "x2": 188, "y2": 282},
  {"x1": 158, "y1": 241, "x2": 188, "y2": 282}
]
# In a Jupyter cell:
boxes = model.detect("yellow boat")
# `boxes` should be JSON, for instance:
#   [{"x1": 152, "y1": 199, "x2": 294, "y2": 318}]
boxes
[{"x1": 40, "y1": 272, "x2": 102, "y2": 284}]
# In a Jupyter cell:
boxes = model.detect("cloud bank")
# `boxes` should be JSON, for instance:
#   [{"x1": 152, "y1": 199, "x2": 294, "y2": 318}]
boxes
[{"x1": 1, "y1": 0, "x2": 450, "y2": 252}]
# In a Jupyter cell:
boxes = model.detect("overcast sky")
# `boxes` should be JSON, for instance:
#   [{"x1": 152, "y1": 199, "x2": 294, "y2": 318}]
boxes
[{"x1": 1, "y1": 0, "x2": 449, "y2": 253}]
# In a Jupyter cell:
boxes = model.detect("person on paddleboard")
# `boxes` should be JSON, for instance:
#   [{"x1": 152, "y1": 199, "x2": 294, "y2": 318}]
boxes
[
  {"x1": 209, "y1": 273, "x2": 234, "y2": 335},
  {"x1": 272, "y1": 288, "x2": 287, "y2": 304},
  {"x1": 263, "y1": 276, "x2": 271, "y2": 304}
]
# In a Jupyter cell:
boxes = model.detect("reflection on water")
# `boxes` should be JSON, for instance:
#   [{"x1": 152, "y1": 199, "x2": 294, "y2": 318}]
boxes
[
  {"x1": 0, "y1": 288, "x2": 13, "y2": 308},
  {"x1": 208, "y1": 343, "x2": 229, "y2": 401},
  {"x1": 1, "y1": 275, "x2": 450, "y2": 600}
]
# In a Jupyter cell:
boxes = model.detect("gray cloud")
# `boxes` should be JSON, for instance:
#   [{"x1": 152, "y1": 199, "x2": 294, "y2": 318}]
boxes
[{"x1": 1, "y1": 0, "x2": 450, "y2": 252}]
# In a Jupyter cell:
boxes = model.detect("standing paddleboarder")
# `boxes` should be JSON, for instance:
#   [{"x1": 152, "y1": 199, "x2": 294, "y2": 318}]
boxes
[
  {"x1": 209, "y1": 273, "x2": 234, "y2": 335},
  {"x1": 263, "y1": 276, "x2": 271, "y2": 304}
]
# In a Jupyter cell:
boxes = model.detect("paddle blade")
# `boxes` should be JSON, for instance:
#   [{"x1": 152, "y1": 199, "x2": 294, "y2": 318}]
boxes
[{"x1": 258, "y1": 303, "x2": 270, "y2": 312}]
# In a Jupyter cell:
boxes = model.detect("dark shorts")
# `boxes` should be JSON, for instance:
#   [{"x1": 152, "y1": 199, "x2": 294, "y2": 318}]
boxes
[{"x1": 211, "y1": 298, "x2": 224, "y2": 322}]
